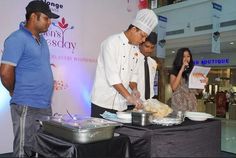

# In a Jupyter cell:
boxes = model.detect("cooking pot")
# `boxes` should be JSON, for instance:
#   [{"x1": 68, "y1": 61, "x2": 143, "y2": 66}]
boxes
[{"x1": 131, "y1": 111, "x2": 152, "y2": 126}]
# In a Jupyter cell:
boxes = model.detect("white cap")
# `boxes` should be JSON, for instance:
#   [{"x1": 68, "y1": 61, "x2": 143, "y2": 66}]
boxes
[{"x1": 132, "y1": 9, "x2": 158, "y2": 35}]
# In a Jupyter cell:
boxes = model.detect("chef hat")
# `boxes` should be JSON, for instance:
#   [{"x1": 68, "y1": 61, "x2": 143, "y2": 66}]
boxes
[{"x1": 132, "y1": 9, "x2": 158, "y2": 35}]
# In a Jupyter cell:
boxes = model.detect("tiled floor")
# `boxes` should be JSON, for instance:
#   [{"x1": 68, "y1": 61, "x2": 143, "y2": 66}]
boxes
[
  {"x1": 221, "y1": 151, "x2": 236, "y2": 157},
  {"x1": 220, "y1": 118, "x2": 236, "y2": 154}
]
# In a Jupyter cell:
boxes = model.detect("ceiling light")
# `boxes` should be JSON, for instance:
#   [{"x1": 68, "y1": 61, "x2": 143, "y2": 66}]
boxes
[
  {"x1": 171, "y1": 50, "x2": 175, "y2": 53},
  {"x1": 230, "y1": 42, "x2": 234, "y2": 45}
]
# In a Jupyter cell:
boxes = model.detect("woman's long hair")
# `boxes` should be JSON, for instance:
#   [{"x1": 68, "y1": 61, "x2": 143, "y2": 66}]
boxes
[{"x1": 172, "y1": 47, "x2": 194, "y2": 81}]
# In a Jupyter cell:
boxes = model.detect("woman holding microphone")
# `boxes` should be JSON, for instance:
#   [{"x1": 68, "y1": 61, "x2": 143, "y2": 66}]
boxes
[{"x1": 170, "y1": 48, "x2": 208, "y2": 113}]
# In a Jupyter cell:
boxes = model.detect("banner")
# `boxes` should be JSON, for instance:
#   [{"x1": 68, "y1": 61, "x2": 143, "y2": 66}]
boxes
[
  {"x1": 0, "y1": 0, "x2": 139, "y2": 153},
  {"x1": 211, "y1": 2, "x2": 222, "y2": 54},
  {"x1": 157, "y1": 15, "x2": 167, "y2": 58}
]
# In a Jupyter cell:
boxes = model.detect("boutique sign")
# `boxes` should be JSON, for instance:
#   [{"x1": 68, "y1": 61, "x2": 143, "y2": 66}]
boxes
[{"x1": 194, "y1": 58, "x2": 229, "y2": 65}]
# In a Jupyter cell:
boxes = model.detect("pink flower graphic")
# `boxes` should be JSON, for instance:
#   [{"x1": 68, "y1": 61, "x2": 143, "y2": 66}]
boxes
[
  {"x1": 58, "y1": 18, "x2": 69, "y2": 29},
  {"x1": 53, "y1": 17, "x2": 74, "y2": 31},
  {"x1": 52, "y1": 18, "x2": 74, "y2": 46}
]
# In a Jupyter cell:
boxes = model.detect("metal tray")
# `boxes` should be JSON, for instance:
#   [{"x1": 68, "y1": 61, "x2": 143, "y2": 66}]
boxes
[
  {"x1": 150, "y1": 117, "x2": 183, "y2": 126},
  {"x1": 41, "y1": 117, "x2": 121, "y2": 143}
]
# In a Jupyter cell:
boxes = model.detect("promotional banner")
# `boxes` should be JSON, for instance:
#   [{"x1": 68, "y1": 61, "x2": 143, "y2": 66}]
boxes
[
  {"x1": 0, "y1": 0, "x2": 139, "y2": 153},
  {"x1": 157, "y1": 15, "x2": 167, "y2": 58},
  {"x1": 211, "y1": 2, "x2": 222, "y2": 54}
]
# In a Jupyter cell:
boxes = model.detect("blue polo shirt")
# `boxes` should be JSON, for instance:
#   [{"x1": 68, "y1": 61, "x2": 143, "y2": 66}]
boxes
[{"x1": 1, "y1": 22, "x2": 54, "y2": 108}]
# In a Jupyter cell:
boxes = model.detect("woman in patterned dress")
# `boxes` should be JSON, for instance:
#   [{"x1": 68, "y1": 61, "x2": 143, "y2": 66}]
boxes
[{"x1": 170, "y1": 48, "x2": 208, "y2": 113}]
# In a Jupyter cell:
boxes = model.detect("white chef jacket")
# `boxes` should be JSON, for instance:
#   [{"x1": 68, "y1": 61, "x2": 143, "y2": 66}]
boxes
[
  {"x1": 136, "y1": 54, "x2": 157, "y2": 101},
  {"x1": 91, "y1": 32, "x2": 140, "y2": 111}
]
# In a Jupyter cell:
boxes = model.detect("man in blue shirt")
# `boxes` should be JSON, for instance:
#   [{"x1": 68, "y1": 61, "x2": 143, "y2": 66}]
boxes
[{"x1": 0, "y1": 1, "x2": 59, "y2": 157}]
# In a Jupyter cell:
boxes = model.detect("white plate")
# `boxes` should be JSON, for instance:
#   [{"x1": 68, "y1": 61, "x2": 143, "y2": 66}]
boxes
[
  {"x1": 185, "y1": 111, "x2": 213, "y2": 117},
  {"x1": 116, "y1": 112, "x2": 132, "y2": 120},
  {"x1": 187, "y1": 116, "x2": 208, "y2": 121},
  {"x1": 185, "y1": 111, "x2": 214, "y2": 121}
]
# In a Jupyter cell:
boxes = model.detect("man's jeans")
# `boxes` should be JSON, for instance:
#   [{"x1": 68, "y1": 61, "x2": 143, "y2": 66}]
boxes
[{"x1": 10, "y1": 104, "x2": 52, "y2": 157}]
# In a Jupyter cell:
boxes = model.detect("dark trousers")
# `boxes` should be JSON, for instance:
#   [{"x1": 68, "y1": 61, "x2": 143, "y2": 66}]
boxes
[
  {"x1": 91, "y1": 103, "x2": 118, "y2": 118},
  {"x1": 10, "y1": 104, "x2": 52, "y2": 157}
]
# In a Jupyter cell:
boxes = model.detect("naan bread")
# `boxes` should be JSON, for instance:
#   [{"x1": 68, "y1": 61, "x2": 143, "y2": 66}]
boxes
[{"x1": 143, "y1": 99, "x2": 173, "y2": 118}]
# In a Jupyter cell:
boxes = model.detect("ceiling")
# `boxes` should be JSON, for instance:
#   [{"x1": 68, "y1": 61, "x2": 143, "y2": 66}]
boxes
[{"x1": 165, "y1": 30, "x2": 236, "y2": 56}]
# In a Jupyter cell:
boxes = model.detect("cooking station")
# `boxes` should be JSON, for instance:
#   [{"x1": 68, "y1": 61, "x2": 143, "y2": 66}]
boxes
[{"x1": 26, "y1": 114, "x2": 221, "y2": 158}]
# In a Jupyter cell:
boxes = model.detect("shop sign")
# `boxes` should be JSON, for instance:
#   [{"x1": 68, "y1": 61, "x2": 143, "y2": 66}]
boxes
[{"x1": 194, "y1": 58, "x2": 229, "y2": 65}]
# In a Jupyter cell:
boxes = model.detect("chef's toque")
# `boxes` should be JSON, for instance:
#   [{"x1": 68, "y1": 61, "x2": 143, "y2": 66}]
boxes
[{"x1": 132, "y1": 9, "x2": 158, "y2": 35}]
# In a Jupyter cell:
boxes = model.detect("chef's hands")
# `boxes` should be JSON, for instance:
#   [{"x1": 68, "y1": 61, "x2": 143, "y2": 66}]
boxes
[
  {"x1": 126, "y1": 95, "x2": 143, "y2": 109},
  {"x1": 131, "y1": 89, "x2": 143, "y2": 109},
  {"x1": 113, "y1": 83, "x2": 143, "y2": 109}
]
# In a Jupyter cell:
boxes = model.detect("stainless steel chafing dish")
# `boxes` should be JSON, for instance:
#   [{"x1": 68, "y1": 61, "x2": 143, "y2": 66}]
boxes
[{"x1": 40, "y1": 115, "x2": 121, "y2": 144}]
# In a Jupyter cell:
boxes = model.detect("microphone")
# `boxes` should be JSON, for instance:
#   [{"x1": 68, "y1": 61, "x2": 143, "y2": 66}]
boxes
[{"x1": 184, "y1": 65, "x2": 189, "y2": 71}]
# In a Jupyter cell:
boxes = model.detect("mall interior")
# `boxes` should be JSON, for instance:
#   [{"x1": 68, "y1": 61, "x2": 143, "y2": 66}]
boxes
[
  {"x1": 0, "y1": 0, "x2": 236, "y2": 157},
  {"x1": 153, "y1": 0, "x2": 236, "y2": 155}
]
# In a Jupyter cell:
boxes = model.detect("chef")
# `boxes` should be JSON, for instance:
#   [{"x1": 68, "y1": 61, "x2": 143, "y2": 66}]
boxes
[{"x1": 91, "y1": 9, "x2": 158, "y2": 118}]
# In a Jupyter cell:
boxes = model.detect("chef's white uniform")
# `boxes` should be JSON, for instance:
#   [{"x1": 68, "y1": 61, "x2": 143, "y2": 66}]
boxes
[
  {"x1": 91, "y1": 32, "x2": 140, "y2": 111},
  {"x1": 136, "y1": 54, "x2": 157, "y2": 101}
]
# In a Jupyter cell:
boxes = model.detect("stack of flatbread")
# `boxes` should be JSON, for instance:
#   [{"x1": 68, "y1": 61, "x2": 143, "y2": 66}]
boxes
[{"x1": 143, "y1": 99, "x2": 173, "y2": 118}]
